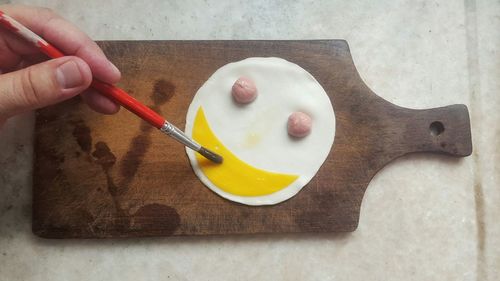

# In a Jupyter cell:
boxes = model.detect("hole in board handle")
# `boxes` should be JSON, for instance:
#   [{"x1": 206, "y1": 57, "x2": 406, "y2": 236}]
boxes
[{"x1": 429, "y1": 121, "x2": 445, "y2": 136}]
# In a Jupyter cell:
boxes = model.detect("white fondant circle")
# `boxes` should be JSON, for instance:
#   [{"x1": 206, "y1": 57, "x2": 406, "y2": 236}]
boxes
[{"x1": 185, "y1": 57, "x2": 335, "y2": 205}]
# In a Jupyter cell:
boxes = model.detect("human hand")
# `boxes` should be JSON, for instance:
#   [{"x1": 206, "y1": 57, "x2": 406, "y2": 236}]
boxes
[{"x1": 0, "y1": 4, "x2": 121, "y2": 127}]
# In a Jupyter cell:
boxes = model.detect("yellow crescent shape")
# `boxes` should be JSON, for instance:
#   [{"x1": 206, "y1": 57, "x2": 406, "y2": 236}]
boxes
[{"x1": 193, "y1": 107, "x2": 299, "y2": 196}]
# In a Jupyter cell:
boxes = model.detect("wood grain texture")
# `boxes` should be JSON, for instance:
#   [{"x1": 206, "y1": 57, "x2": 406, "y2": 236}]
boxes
[{"x1": 32, "y1": 40, "x2": 472, "y2": 238}]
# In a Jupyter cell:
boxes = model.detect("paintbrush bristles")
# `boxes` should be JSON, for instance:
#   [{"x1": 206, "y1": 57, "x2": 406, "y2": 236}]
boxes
[{"x1": 198, "y1": 147, "x2": 223, "y2": 164}]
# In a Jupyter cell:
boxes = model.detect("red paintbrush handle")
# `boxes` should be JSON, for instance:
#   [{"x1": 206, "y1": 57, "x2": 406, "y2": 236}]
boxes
[
  {"x1": 90, "y1": 80, "x2": 165, "y2": 128},
  {"x1": 0, "y1": 10, "x2": 166, "y2": 129}
]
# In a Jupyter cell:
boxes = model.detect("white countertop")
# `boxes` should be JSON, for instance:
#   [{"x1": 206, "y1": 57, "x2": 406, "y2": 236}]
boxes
[{"x1": 0, "y1": 0, "x2": 498, "y2": 280}]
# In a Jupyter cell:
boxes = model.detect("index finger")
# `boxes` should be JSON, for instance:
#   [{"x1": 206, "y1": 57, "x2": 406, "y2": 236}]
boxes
[{"x1": 0, "y1": 4, "x2": 121, "y2": 84}]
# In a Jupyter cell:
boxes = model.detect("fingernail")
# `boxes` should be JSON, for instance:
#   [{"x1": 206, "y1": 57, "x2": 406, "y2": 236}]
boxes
[
  {"x1": 56, "y1": 61, "x2": 84, "y2": 89},
  {"x1": 109, "y1": 62, "x2": 120, "y2": 76}
]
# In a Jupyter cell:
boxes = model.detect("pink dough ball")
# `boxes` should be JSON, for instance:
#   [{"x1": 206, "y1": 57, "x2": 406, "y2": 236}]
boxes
[
  {"x1": 232, "y1": 77, "x2": 258, "y2": 104},
  {"x1": 287, "y1": 112, "x2": 312, "y2": 138}
]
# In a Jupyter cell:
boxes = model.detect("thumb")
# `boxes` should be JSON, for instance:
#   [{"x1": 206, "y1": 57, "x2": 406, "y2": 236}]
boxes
[{"x1": 0, "y1": 56, "x2": 92, "y2": 122}]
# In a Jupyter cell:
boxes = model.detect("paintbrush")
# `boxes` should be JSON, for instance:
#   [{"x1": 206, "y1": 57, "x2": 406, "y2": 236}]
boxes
[{"x1": 0, "y1": 11, "x2": 223, "y2": 164}]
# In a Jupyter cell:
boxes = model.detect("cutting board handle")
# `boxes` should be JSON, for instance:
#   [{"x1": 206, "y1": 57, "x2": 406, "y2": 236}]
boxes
[{"x1": 399, "y1": 104, "x2": 472, "y2": 157}]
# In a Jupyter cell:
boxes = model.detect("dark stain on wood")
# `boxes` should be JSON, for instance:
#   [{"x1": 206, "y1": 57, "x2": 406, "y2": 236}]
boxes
[
  {"x1": 72, "y1": 121, "x2": 92, "y2": 153},
  {"x1": 92, "y1": 142, "x2": 117, "y2": 170},
  {"x1": 131, "y1": 204, "x2": 180, "y2": 235},
  {"x1": 119, "y1": 129, "x2": 152, "y2": 180},
  {"x1": 153, "y1": 79, "x2": 176, "y2": 104},
  {"x1": 92, "y1": 141, "x2": 121, "y2": 197},
  {"x1": 86, "y1": 78, "x2": 178, "y2": 236},
  {"x1": 32, "y1": 40, "x2": 472, "y2": 238},
  {"x1": 119, "y1": 79, "x2": 172, "y2": 182},
  {"x1": 91, "y1": 141, "x2": 130, "y2": 231}
]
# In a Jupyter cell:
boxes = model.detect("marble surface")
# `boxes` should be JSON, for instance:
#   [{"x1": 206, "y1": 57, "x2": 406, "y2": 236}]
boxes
[{"x1": 0, "y1": 0, "x2": 498, "y2": 280}]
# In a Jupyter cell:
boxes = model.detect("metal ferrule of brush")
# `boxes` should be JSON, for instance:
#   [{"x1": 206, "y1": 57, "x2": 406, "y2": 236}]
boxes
[{"x1": 160, "y1": 121, "x2": 201, "y2": 151}]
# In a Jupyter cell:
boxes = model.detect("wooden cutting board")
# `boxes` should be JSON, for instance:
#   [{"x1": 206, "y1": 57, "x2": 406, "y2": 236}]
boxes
[{"x1": 33, "y1": 40, "x2": 472, "y2": 238}]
